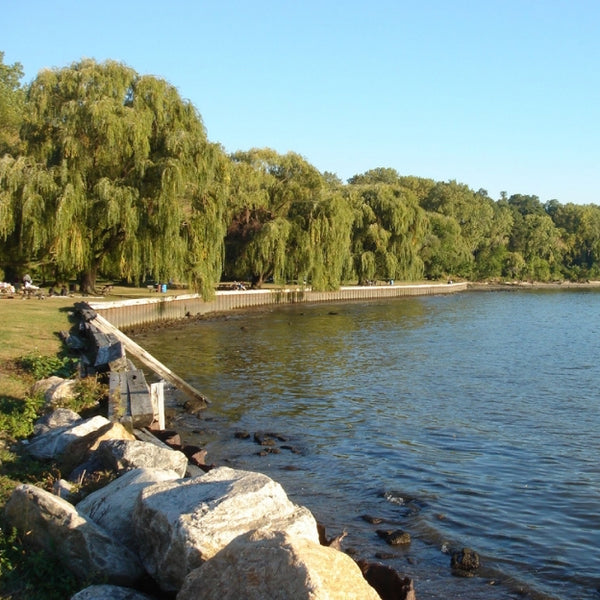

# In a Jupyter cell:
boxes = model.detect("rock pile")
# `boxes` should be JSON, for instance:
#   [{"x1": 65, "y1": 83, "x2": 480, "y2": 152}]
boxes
[{"x1": 5, "y1": 408, "x2": 416, "y2": 600}]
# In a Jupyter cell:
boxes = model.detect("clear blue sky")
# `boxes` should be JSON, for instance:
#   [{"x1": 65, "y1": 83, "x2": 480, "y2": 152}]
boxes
[{"x1": 2, "y1": 0, "x2": 599, "y2": 204}]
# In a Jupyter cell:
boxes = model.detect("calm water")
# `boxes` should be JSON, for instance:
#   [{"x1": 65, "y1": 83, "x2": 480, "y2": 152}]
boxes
[{"x1": 135, "y1": 289, "x2": 600, "y2": 600}]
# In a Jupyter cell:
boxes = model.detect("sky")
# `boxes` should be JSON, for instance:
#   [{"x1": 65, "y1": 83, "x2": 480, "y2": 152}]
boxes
[{"x1": 2, "y1": 0, "x2": 600, "y2": 204}]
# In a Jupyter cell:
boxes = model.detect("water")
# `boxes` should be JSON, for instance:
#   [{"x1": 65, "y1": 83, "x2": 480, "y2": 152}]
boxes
[{"x1": 135, "y1": 289, "x2": 600, "y2": 600}]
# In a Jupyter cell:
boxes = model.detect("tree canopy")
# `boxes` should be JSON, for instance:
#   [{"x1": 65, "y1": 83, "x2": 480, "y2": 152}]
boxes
[
  {"x1": 1, "y1": 53, "x2": 600, "y2": 292},
  {"x1": 3, "y1": 59, "x2": 227, "y2": 294}
]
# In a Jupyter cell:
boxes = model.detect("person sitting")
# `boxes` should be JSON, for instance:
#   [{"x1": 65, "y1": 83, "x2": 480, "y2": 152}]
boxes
[{"x1": 22, "y1": 274, "x2": 40, "y2": 293}]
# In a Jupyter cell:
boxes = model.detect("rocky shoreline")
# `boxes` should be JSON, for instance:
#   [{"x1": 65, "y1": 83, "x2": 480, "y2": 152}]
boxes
[
  {"x1": 3, "y1": 303, "x2": 427, "y2": 600},
  {"x1": 13, "y1": 282, "x2": 582, "y2": 598},
  {"x1": 6, "y1": 403, "x2": 419, "y2": 599}
]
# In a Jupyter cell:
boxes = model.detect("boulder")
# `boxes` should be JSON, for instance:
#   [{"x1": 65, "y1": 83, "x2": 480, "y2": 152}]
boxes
[
  {"x1": 97, "y1": 439, "x2": 188, "y2": 477},
  {"x1": 59, "y1": 421, "x2": 137, "y2": 474},
  {"x1": 177, "y1": 529, "x2": 381, "y2": 600},
  {"x1": 133, "y1": 466, "x2": 319, "y2": 592},
  {"x1": 33, "y1": 407, "x2": 82, "y2": 436},
  {"x1": 4, "y1": 484, "x2": 145, "y2": 586},
  {"x1": 70, "y1": 584, "x2": 155, "y2": 600},
  {"x1": 77, "y1": 468, "x2": 182, "y2": 551},
  {"x1": 31, "y1": 376, "x2": 78, "y2": 407},
  {"x1": 24, "y1": 415, "x2": 111, "y2": 461}
]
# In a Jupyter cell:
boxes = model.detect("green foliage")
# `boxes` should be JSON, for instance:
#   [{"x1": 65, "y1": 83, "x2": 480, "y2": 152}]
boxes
[
  {"x1": 4, "y1": 51, "x2": 600, "y2": 288},
  {"x1": 0, "y1": 526, "x2": 79, "y2": 599},
  {"x1": 70, "y1": 375, "x2": 107, "y2": 414},
  {"x1": 0, "y1": 394, "x2": 45, "y2": 439},
  {"x1": 5, "y1": 58, "x2": 227, "y2": 296},
  {"x1": 0, "y1": 51, "x2": 25, "y2": 156},
  {"x1": 17, "y1": 352, "x2": 78, "y2": 380},
  {"x1": 349, "y1": 184, "x2": 426, "y2": 283}
]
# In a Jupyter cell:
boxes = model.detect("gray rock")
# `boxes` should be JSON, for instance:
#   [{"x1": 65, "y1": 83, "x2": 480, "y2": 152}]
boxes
[
  {"x1": 53, "y1": 478, "x2": 76, "y2": 501},
  {"x1": 177, "y1": 529, "x2": 381, "y2": 600},
  {"x1": 97, "y1": 439, "x2": 188, "y2": 477},
  {"x1": 5, "y1": 484, "x2": 145, "y2": 586},
  {"x1": 78, "y1": 468, "x2": 182, "y2": 551},
  {"x1": 134, "y1": 466, "x2": 319, "y2": 592},
  {"x1": 33, "y1": 407, "x2": 82, "y2": 435},
  {"x1": 25, "y1": 415, "x2": 111, "y2": 460},
  {"x1": 71, "y1": 584, "x2": 155, "y2": 599},
  {"x1": 59, "y1": 421, "x2": 137, "y2": 475}
]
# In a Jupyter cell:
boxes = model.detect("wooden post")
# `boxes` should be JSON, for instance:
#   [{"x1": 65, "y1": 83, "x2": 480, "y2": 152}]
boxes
[{"x1": 150, "y1": 381, "x2": 166, "y2": 430}]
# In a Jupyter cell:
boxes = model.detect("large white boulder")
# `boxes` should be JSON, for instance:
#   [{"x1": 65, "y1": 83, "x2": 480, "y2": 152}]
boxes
[
  {"x1": 31, "y1": 376, "x2": 78, "y2": 407},
  {"x1": 77, "y1": 467, "x2": 182, "y2": 551},
  {"x1": 5, "y1": 484, "x2": 145, "y2": 586},
  {"x1": 133, "y1": 466, "x2": 319, "y2": 592},
  {"x1": 177, "y1": 529, "x2": 381, "y2": 600},
  {"x1": 24, "y1": 415, "x2": 111, "y2": 460}
]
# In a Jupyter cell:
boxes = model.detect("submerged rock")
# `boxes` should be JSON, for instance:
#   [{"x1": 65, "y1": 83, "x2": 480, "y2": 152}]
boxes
[
  {"x1": 451, "y1": 547, "x2": 481, "y2": 576},
  {"x1": 376, "y1": 529, "x2": 411, "y2": 546}
]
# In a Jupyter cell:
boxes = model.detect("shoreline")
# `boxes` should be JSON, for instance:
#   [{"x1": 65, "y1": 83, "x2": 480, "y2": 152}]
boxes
[
  {"x1": 467, "y1": 280, "x2": 600, "y2": 291},
  {"x1": 88, "y1": 281, "x2": 598, "y2": 598}
]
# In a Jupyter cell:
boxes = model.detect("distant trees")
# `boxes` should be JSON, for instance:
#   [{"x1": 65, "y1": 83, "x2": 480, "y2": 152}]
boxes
[
  {"x1": 1, "y1": 51, "x2": 600, "y2": 291},
  {"x1": 347, "y1": 182, "x2": 426, "y2": 283},
  {"x1": 225, "y1": 149, "x2": 353, "y2": 290}
]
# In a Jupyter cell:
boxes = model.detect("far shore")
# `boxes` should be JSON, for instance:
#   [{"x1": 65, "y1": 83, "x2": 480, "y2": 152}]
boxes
[{"x1": 467, "y1": 280, "x2": 600, "y2": 291}]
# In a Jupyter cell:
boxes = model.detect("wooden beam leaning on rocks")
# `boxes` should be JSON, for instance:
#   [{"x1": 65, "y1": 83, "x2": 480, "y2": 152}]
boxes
[{"x1": 86, "y1": 307, "x2": 209, "y2": 408}]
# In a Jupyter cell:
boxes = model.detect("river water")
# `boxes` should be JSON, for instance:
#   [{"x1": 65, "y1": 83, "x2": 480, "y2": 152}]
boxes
[{"x1": 134, "y1": 289, "x2": 600, "y2": 600}]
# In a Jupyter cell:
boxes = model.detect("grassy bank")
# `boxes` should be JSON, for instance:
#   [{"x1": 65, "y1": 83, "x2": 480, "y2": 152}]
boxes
[{"x1": 0, "y1": 288, "x2": 156, "y2": 599}]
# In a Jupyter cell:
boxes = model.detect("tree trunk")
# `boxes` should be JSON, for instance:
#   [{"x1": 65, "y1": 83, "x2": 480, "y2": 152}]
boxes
[
  {"x1": 251, "y1": 273, "x2": 264, "y2": 289},
  {"x1": 79, "y1": 267, "x2": 98, "y2": 295}
]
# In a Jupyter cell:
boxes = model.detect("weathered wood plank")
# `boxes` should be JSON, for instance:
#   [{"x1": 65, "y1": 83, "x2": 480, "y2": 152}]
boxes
[
  {"x1": 89, "y1": 311, "x2": 209, "y2": 407},
  {"x1": 127, "y1": 370, "x2": 154, "y2": 427},
  {"x1": 150, "y1": 381, "x2": 166, "y2": 430},
  {"x1": 108, "y1": 369, "x2": 155, "y2": 429}
]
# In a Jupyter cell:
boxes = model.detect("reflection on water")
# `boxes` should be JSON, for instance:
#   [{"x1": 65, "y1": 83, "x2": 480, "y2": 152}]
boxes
[{"x1": 135, "y1": 290, "x2": 600, "y2": 600}]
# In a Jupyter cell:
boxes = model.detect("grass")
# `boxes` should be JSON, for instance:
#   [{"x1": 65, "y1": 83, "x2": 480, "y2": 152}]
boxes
[{"x1": 0, "y1": 287, "x2": 154, "y2": 599}]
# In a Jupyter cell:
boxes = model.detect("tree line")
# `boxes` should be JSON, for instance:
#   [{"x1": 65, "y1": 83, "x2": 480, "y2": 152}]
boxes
[{"x1": 1, "y1": 54, "x2": 599, "y2": 297}]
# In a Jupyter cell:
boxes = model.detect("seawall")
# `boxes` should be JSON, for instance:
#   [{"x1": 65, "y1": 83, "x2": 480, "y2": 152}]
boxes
[{"x1": 88, "y1": 282, "x2": 468, "y2": 329}]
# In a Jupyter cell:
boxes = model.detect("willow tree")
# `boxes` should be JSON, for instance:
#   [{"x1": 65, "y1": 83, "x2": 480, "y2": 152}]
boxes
[
  {"x1": 20, "y1": 59, "x2": 227, "y2": 295},
  {"x1": 286, "y1": 191, "x2": 354, "y2": 289},
  {"x1": 552, "y1": 203, "x2": 600, "y2": 279},
  {"x1": 423, "y1": 181, "x2": 495, "y2": 269},
  {"x1": 0, "y1": 154, "x2": 57, "y2": 280},
  {"x1": 349, "y1": 183, "x2": 426, "y2": 283},
  {"x1": 420, "y1": 212, "x2": 472, "y2": 279},
  {"x1": 0, "y1": 52, "x2": 24, "y2": 156},
  {"x1": 225, "y1": 148, "x2": 326, "y2": 287}
]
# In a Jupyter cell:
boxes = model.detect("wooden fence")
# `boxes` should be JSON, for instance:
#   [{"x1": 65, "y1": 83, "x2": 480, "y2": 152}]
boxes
[{"x1": 88, "y1": 282, "x2": 468, "y2": 330}]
